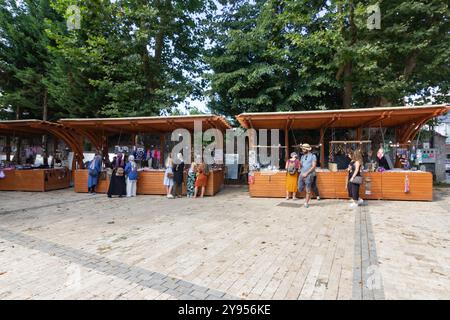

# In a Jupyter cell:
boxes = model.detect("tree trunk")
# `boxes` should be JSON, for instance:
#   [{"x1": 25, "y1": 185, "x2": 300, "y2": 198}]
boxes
[
  {"x1": 341, "y1": 0, "x2": 356, "y2": 109},
  {"x1": 342, "y1": 62, "x2": 353, "y2": 108},
  {"x1": 43, "y1": 88, "x2": 48, "y2": 121},
  {"x1": 403, "y1": 49, "x2": 420, "y2": 79},
  {"x1": 42, "y1": 88, "x2": 48, "y2": 165}
]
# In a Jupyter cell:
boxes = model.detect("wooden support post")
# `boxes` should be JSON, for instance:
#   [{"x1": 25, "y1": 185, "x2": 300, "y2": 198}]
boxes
[
  {"x1": 320, "y1": 127, "x2": 325, "y2": 168},
  {"x1": 102, "y1": 135, "x2": 109, "y2": 166},
  {"x1": 6, "y1": 135, "x2": 11, "y2": 162},
  {"x1": 356, "y1": 127, "x2": 362, "y2": 141},
  {"x1": 284, "y1": 124, "x2": 289, "y2": 160},
  {"x1": 53, "y1": 136, "x2": 58, "y2": 156},
  {"x1": 160, "y1": 134, "x2": 165, "y2": 165},
  {"x1": 16, "y1": 136, "x2": 21, "y2": 164}
]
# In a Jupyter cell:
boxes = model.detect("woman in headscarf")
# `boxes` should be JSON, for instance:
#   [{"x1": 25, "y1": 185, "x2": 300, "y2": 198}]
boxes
[
  {"x1": 125, "y1": 154, "x2": 138, "y2": 197},
  {"x1": 107, "y1": 153, "x2": 126, "y2": 198},
  {"x1": 87, "y1": 154, "x2": 102, "y2": 194},
  {"x1": 172, "y1": 152, "x2": 185, "y2": 198},
  {"x1": 285, "y1": 152, "x2": 300, "y2": 200}
]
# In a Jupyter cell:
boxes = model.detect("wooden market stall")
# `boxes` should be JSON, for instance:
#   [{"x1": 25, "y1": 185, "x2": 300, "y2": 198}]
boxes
[
  {"x1": 0, "y1": 120, "x2": 83, "y2": 191},
  {"x1": 59, "y1": 115, "x2": 231, "y2": 196},
  {"x1": 236, "y1": 104, "x2": 449, "y2": 201}
]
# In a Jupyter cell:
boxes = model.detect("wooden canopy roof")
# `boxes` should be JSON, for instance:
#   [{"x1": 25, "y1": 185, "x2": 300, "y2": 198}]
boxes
[
  {"x1": 0, "y1": 119, "x2": 84, "y2": 165},
  {"x1": 59, "y1": 114, "x2": 231, "y2": 134},
  {"x1": 236, "y1": 105, "x2": 449, "y2": 130}
]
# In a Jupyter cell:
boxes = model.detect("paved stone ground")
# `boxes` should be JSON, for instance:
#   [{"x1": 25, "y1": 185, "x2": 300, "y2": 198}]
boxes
[{"x1": 0, "y1": 186, "x2": 449, "y2": 300}]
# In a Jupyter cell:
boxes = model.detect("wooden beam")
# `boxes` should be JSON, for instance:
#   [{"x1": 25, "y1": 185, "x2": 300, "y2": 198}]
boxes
[
  {"x1": 160, "y1": 134, "x2": 165, "y2": 165},
  {"x1": 6, "y1": 135, "x2": 11, "y2": 161},
  {"x1": 320, "y1": 127, "x2": 325, "y2": 168},
  {"x1": 359, "y1": 111, "x2": 390, "y2": 128},
  {"x1": 284, "y1": 119, "x2": 290, "y2": 160},
  {"x1": 356, "y1": 127, "x2": 363, "y2": 140}
]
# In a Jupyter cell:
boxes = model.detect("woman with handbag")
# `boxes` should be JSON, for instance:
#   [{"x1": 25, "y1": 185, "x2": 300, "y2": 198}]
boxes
[
  {"x1": 285, "y1": 152, "x2": 300, "y2": 200},
  {"x1": 164, "y1": 156, "x2": 174, "y2": 198},
  {"x1": 107, "y1": 153, "x2": 126, "y2": 198},
  {"x1": 348, "y1": 150, "x2": 364, "y2": 209}
]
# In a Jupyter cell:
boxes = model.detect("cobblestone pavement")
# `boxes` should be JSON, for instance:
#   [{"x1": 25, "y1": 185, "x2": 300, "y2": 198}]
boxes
[{"x1": 0, "y1": 187, "x2": 449, "y2": 300}]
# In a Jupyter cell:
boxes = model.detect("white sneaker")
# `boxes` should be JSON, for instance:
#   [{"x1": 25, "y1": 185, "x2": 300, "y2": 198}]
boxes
[
  {"x1": 316, "y1": 196, "x2": 320, "y2": 201},
  {"x1": 357, "y1": 199, "x2": 364, "y2": 206},
  {"x1": 167, "y1": 194, "x2": 174, "y2": 199},
  {"x1": 304, "y1": 203, "x2": 309, "y2": 208},
  {"x1": 349, "y1": 202, "x2": 358, "y2": 209}
]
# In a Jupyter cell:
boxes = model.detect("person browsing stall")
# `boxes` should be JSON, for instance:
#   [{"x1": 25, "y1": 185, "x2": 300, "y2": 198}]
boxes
[
  {"x1": 298, "y1": 144, "x2": 316, "y2": 208},
  {"x1": 125, "y1": 155, "x2": 138, "y2": 197},
  {"x1": 348, "y1": 150, "x2": 364, "y2": 209},
  {"x1": 285, "y1": 152, "x2": 300, "y2": 200}
]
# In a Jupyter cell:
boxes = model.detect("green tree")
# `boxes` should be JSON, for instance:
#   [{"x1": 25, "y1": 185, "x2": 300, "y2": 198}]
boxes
[
  {"x1": 207, "y1": 0, "x2": 449, "y2": 116},
  {"x1": 47, "y1": 0, "x2": 216, "y2": 117},
  {"x1": 0, "y1": 0, "x2": 64, "y2": 120}
]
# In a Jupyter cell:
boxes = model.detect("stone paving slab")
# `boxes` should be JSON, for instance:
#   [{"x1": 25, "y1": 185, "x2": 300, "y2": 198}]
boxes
[{"x1": 0, "y1": 187, "x2": 449, "y2": 299}]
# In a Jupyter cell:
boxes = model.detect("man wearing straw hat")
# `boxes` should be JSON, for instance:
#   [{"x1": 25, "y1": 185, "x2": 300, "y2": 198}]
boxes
[{"x1": 298, "y1": 143, "x2": 317, "y2": 208}]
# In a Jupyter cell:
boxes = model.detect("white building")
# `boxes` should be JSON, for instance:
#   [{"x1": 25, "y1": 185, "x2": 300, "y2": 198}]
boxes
[{"x1": 436, "y1": 113, "x2": 450, "y2": 144}]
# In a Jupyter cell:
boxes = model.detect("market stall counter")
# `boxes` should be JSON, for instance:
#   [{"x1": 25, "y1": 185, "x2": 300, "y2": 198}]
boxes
[
  {"x1": 248, "y1": 169, "x2": 432, "y2": 201},
  {"x1": 74, "y1": 168, "x2": 224, "y2": 196},
  {"x1": 0, "y1": 167, "x2": 71, "y2": 192}
]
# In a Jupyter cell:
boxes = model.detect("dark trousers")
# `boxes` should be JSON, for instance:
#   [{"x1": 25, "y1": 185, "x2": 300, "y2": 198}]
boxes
[
  {"x1": 173, "y1": 182, "x2": 183, "y2": 197},
  {"x1": 347, "y1": 181, "x2": 360, "y2": 201}
]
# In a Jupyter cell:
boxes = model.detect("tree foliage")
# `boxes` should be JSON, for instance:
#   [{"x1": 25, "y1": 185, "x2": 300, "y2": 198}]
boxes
[
  {"x1": 0, "y1": 0, "x2": 448, "y2": 120},
  {"x1": 207, "y1": 0, "x2": 449, "y2": 117}
]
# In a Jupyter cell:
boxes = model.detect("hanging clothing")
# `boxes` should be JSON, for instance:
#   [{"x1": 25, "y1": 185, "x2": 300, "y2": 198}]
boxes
[
  {"x1": 135, "y1": 148, "x2": 145, "y2": 161},
  {"x1": 145, "y1": 149, "x2": 152, "y2": 168}
]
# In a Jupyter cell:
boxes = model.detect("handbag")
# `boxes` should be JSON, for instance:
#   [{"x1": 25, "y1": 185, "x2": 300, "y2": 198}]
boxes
[
  {"x1": 352, "y1": 176, "x2": 364, "y2": 185},
  {"x1": 167, "y1": 172, "x2": 174, "y2": 179},
  {"x1": 115, "y1": 167, "x2": 124, "y2": 177},
  {"x1": 0, "y1": 170, "x2": 5, "y2": 179}
]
